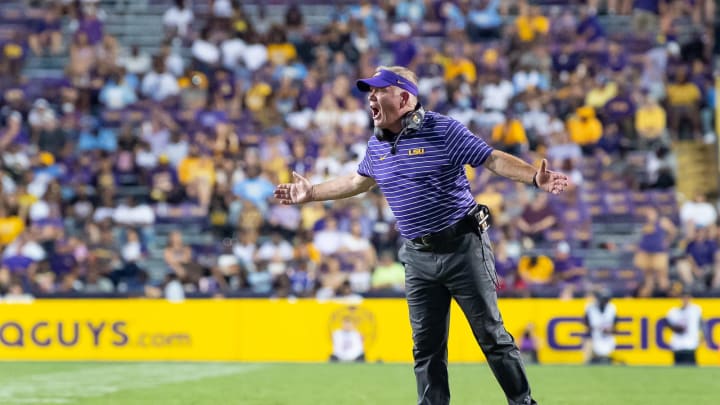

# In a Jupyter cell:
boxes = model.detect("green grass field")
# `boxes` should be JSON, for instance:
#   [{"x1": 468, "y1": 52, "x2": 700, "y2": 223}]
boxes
[{"x1": 0, "y1": 362, "x2": 717, "y2": 404}]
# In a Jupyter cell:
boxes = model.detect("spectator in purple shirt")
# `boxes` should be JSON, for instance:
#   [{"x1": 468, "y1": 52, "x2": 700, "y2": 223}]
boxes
[
  {"x1": 552, "y1": 43, "x2": 580, "y2": 76},
  {"x1": 602, "y1": 85, "x2": 636, "y2": 137},
  {"x1": 1, "y1": 255, "x2": 36, "y2": 279},
  {"x1": 298, "y1": 71, "x2": 324, "y2": 110},
  {"x1": 605, "y1": 42, "x2": 629, "y2": 73},
  {"x1": 150, "y1": 155, "x2": 183, "y2": 204},
  {"x1": 77, "y1": 5, "x2": 104, "y2": 45},
  {"x1": 29, "y1": 3, "x2": 63, "y2": 56},
  {"x1": 517, "y1": 192, "x2": 558, "y2": 245},
  {"x1": 676, "y1": 227, "x2": 720, "y2": 291},
  {"x1": 577, "y1": 7, "x2": 605, "y2": 44},
  {"x1": 552, "y1": 241, "x2": 587, "y2": 299},
  {"x1": 389, "y1": 22, "x2": 417, "y2": 67}
]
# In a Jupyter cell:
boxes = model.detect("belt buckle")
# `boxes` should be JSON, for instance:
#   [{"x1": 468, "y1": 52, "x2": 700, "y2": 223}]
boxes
[{"x1": 420, "y1": 234, "x2": 432, "y2": 245}]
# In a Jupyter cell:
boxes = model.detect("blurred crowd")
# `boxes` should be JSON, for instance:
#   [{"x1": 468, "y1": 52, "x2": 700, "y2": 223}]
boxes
[{"x1": 0, "y1": 0, "x2": 718, "y2": 300}]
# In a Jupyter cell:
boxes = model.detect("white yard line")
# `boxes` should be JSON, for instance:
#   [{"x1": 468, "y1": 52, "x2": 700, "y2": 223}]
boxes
[{"x1": 0, "y1": 363, "x2": 262, "y2": 404}]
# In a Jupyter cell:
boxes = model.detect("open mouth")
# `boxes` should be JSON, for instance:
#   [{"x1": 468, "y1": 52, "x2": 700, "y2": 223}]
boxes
[{"x1": 370, "y1": 106, "x2": 380, "y2": 120}]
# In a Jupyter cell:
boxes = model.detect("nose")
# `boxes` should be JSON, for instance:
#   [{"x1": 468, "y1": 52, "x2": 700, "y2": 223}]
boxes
[{"x1": 368, "y1": 89, "x2": 377, "y2": 101}]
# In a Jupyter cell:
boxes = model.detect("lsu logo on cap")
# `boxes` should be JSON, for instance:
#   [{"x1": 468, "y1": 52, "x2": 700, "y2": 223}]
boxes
[{"x1": 408, "y1": 148, "x2": 425, "y2": 156}]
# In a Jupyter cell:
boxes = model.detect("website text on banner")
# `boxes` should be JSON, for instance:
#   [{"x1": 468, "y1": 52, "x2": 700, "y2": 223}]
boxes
[{"x1": 0, "y1": 299, "x2": 718, "y2": 365}]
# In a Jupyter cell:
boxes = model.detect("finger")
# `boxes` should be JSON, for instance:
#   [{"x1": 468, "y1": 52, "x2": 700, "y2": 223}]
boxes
[
  {"x1": 292, "y1": 171, "x2": 307, "y2": 183},
  {"x1": 540, "y1": 159, "x2": 547, "y2": 173}
]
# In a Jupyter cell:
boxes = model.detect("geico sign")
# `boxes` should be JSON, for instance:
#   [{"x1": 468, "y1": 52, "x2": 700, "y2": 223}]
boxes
[{"x1": 546, "y1": 317, "x2": 720, "y2": 350}]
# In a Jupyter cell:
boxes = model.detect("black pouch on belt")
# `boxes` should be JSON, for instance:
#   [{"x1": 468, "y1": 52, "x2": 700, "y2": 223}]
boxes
[{"x1": 472, "y1": 204, "x2": 491, "y2": 234}]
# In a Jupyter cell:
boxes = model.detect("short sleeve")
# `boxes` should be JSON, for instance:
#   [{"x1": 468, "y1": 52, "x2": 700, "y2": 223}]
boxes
[
  {"x1": 445, "y1": 119, "x2": 494, "y2": 167},
  {"x1": 357, "y1": 151, "x2": 374, "y2": 179}
]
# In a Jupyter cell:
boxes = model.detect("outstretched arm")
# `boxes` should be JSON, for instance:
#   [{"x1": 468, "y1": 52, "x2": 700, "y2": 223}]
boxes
[
  {"x1": 274, "y1": 171, "x2": 376, "y2": 205},
  {"x1": 483, "y1": 150, "x2": 569, "y2": 194}
]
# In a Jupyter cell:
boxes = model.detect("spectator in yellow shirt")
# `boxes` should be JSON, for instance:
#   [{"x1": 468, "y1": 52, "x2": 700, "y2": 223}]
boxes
[
  {"x1": 266, "y1": 27, "x2": 297, "y2": 67},
  {"x1": 518, "y1": 255, "x2": 554, "y2": 285},
  {"x1": 666, "y1": 69, "x2": 702, "y2": 139},
  {"x1": 177, "y1": 144, "x2": 215, "y2": 208},
  {"x1": 567, "y1": 106, "x2": 603, "y2": 154},
  {"x1": 437, "y1": 45, "x2": 476, "y2": 84},
  {"x1": 585, "y1": 77, "x2": 618, "y2": 109},
  {"x1": 635, "y1": 94, "x2": 667, "y2": 146},
  {"x1": 474, "y1": 184, "x2": 505, "y2": 226},
  {"x1": 0, "y1": 205, "x2": 24, "y2": 246},
  {"x1": 492, "y1": 115, "x2": 529, "y2": 156},
  {"x1": 515, "y1": 4, "x2": 550, "y2": 43}
]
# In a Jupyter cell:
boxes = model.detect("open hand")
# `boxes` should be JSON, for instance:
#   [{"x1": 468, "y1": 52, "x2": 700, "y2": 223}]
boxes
[
  {"x1": 535, "y1": 159, "x2": 570, "y2": 195},
  {"x1": 274, "y1": 171, "x2": 313, "y2": 205}
]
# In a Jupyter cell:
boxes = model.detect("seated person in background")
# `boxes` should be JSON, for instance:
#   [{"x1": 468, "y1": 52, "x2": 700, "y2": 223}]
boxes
[
  {"x1": 491, "y1": 237, "x2": 520, "y2": 293},
  {"x1": 517, "y1": 254, "x2": 554, "y2": 288},
  {"x1": 177, "y1": 144, "x2": 215, "y2": 209},
  {"x1": 474, "y1": 184, "x2": 504, "y2": 227},
  {"x1": 329, "y1": 316, "x2": 365, "y2": 363},
  {"x1": 676, "y1": 227, "x2": 720, "y2": 291},
  {"x1": 316, "y1": 256, "x2": 347, "y2": 299},
  {"x1": 679, "y1": 193, "x2": 717, "y2": 237},
  {"x1": 519, "y1": 323, "x2": 540, "y2": 365},
  {"x1": 635, "y1": 94, "x2": 667, "y2": 148},
  {"x1": 163, "y1": 231, "x2": 203, "y2": 289},
  {"x1": 552, "y1": 241, "x2": 587, "y2": 299},
  {"x1": 567, "y1": 106, "x2": 603, "y2": 155},
  {"x1": 371, "y1": 250, "x2": 405, "y2": 292},
  {"x1": 665, "y1": 68, "x2": 702, "y2": 140},
  {"x1": 516, "y1": 192, "x2": 557, "y2": 245},
  {"x1": 150, "y1": 155, "x2": 183, "y2": 204},
  {"x1": 491, "y1": 113, "x2": 528, "y2": 156},
  {"x1": 313, "y1": 216, "x2": 349, "y2": 257}
]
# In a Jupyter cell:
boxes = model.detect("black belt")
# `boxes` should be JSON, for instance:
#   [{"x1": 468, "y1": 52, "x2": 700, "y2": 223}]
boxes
[{"x1": 410, "y1": 205, "x2": 490, "y2": 246}]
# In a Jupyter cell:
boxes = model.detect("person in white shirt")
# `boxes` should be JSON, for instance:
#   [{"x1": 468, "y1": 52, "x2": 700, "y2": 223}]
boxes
[
  {"x1": 255, "y1": 231, "x2": 294, "y2": 263},
  {"x1": 141, "y1": 57, "x2": 180, "y2": 102},
  {"x1": 191, "y1": 28, "x2": 220, "y2": 69},
  {"x1": 584, "y1": 289, "x2": 618, "y2": 364},
  {"x1": 330, "y1": 317, "x2": 365, "y2": 362},
  {"x1": 163, "y1": 0, "x2": 194, "y2": 38},
  {"x1": 122, "y1": 45, "x2": 152, "y2": 76},
  {"x1": 313, "y1": 216, "x2": 349, "y2": 256},
  {"x1": 481, "y1": 73, "x2": 515, "y2": 112},
  {"x1": 665, "y1": 292, "x2": 704, "y2": 365},
  {"x1": 241, "y1": 33, "x2": 268, "y2": 72},
  {"x1": 220, "y1": 34, "x2": 246, "y2": 70},
  {"x1": 112, "y1": 197, "x2": 155, "y2": 228},
  {"x1": 679, "y1": 193, "x2": 717, "y2": 234}
]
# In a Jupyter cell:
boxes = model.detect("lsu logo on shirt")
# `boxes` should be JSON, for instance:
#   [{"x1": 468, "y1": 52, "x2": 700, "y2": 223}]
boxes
[{"x1": 408, "y1": 148, "x2": 425, "y2": 156}]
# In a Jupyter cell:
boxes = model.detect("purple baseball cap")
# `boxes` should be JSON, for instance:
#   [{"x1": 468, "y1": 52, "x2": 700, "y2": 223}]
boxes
[{"x1": 356, "y1": 69, "x2": 418, "y2": 96}]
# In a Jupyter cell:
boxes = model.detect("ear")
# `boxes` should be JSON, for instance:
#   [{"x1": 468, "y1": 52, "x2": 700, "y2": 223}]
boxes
[{"x1": 399, "y1": 91, "x2": 410, "y2": 108}]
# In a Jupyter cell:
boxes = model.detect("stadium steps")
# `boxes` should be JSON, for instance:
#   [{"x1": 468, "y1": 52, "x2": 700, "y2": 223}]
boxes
[{"x1": 673, "y1": 141, "x2": 719, "y2": 199}]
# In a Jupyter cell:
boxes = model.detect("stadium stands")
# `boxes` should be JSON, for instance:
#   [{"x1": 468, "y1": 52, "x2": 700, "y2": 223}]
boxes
[{"x1": 0, "y1": 0, "x2": 718, "y2": 300}]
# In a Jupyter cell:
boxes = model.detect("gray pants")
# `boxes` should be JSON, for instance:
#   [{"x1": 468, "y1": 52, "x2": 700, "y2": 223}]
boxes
[{"x1": 399, "y1": 231, "x2": 535, "y2": 405}]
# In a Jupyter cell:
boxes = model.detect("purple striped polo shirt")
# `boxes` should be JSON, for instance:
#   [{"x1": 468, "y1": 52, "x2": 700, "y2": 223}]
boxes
[{"x1": 358, "y1": 111, "x2": 493, "y2": 239}]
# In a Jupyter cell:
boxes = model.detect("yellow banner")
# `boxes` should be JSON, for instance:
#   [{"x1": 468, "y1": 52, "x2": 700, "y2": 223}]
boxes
[{"x1": 0, "y1": 299, "x2": 718, "y2": 365}]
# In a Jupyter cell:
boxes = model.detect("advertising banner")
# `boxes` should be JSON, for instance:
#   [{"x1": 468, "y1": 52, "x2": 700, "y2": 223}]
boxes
[{"x1": 1, "y1": 299, "x2": 718, "y2": 365}]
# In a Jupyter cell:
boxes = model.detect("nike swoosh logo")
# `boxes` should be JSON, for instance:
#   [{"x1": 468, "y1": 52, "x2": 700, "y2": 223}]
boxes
[{"x1": 379, "y1": 153, "x2": 389, "y2": 161}]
